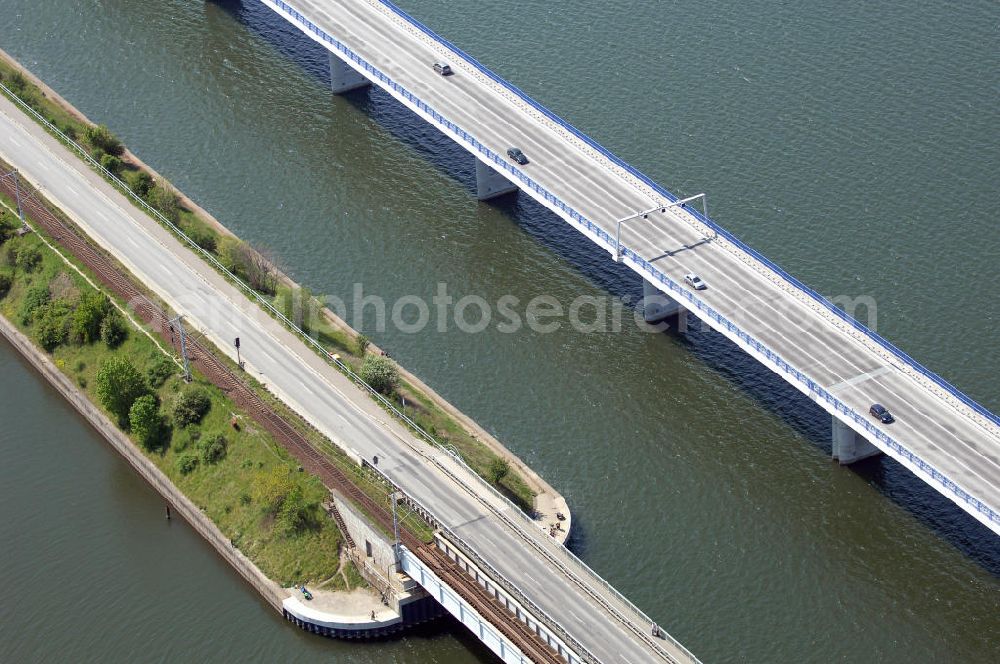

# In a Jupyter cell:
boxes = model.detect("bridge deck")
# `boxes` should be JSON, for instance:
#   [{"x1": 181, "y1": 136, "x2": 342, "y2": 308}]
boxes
[{"x1": 267, "y1": 0, "x2": 1000, "y2": 537}]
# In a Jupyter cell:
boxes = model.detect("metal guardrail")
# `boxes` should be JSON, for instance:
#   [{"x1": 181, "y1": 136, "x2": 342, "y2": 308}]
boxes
[
  {"x1": 262, "y1": 0, "x2": 999, "y2": 531},
  {"x1": 365, "y1": 466, "x2": 602, "y2": 664},
  {"x1": 427, "y1": 448, "x2": 697, "y2": 662},
  {"x1": 0, "y1": 72, "x2": 648, "y2": 662},
  {"x1": 0, "y1": 76, "x2": 503, "y2": 506},
  {"x1": 368, "y1": 0, "x2": 1000, "y2": 438}
]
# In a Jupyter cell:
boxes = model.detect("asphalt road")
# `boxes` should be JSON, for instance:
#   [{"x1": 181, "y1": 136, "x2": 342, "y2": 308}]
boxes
[
  {"x1": 0, "y1": 96, "x2": 690, "y2": 662},
  {"x1": 272, "y1": 0, "x2": 1000, "y2": 535}
]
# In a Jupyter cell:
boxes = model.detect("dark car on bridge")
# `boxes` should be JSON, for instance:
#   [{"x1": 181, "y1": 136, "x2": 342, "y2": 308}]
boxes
[
  {"x1": 432, "y1": 61, "x2": 453, "y2": 76},
  {"x1": 869, "y1": 403, "x2": 895, "y2": 424},
  {"x1": 507, "y1": 147, "x2": 529, "y2": 165}
]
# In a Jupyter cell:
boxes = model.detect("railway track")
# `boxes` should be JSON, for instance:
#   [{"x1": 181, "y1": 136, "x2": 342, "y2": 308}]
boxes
[{"x1": 1, "y1": 176, "x2": 565, "y2": 663}]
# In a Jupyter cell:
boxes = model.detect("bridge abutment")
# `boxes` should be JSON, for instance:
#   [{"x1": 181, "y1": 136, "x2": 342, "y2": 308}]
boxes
[
  {"x1": 475, "y1": 159, "x2": 518, "y2": 200},
  {"x1": 329, "y1": 53, "x2": 371, "y2": 94},
  {"x1": 642, "y1": 278, "x2": 688, "y2": 332},
  {"x1": 831, "y1": 417, "x2": 882, "y2": 464}
]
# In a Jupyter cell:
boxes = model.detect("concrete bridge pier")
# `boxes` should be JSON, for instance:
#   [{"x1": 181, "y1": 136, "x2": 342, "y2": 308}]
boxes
[
  {"x1": 329, "y1": 53, "x2": 371, "y2": 94},
  {"x1": 831, "y1": 418, "x2": 882, "y2": 464},
  {"x1": 475, "y1": 159, "x2": 518, "y2": 200},
  {"x1": 642, "y1": 278, "x2": 688, "y2": 332}
]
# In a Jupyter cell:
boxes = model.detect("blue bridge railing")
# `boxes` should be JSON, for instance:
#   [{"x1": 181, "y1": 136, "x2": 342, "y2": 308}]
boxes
[
  {"x1": 267, "y1": 0, "x2": 998, "y2": 537},
  {"x1": 370, "y1": 0, "x2": 999, "y2": 434}
]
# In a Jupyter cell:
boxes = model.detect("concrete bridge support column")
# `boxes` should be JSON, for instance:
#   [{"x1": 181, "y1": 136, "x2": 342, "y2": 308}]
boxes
[
  {"x1": 475, "y1": 159, "x2": 518, "y2": 200},
  {"x1": 831, "y1": 417, "x2": 882, "y2": 464},
  {"x1": 329, "y1": 53, "x2": 371, "y2": 94},
  {"x1": 642, "y1": 278, "x2": 688, "y2": 332}
]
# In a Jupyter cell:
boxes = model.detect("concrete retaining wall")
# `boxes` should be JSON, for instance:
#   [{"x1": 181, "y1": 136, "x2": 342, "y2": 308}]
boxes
[{"x1": 0, "y1": 313, "x2": 286, "y2": 611}]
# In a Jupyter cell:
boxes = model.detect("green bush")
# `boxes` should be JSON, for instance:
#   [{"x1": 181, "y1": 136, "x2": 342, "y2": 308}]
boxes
[
  {"x1": 276, "y1": 483, "x2": 315, "y2": 535},
  {"x1": 355, "y1": 334, "x2": 370, "y2": 356},
  {"x1": 253, "y1": 467, "x2": 294, "y2": 515},
  {"x1": 14, "y1": 244, "x2": 41, "y2": 272},
  {"x1": 129, "y1": 394, "x2": 163, "y2": 450},
  {"x1": 7, "y1": 71, "x2": 28, "y2": 95},
  {"x1": 172, "y1": 387, "x2": 211, "y2": 427},
  {"x1": 217, "y1": 236, "x2": 277, "y2": 295},
  {"x1": 176, "y1": 452, "x2": 199, "y2": 475},
  {"x1": 19, "y1": 284, "x2": 50, "y2": 324},
  {"x1": 70, "y1": 290, "x2": 110, "y2": 344},
  {"x1": 0, "y1": 273, "x2": 11, "y2": 299},
  {"x1": 147, "y1": 183, "x2": 180, "y2": 223},
  {"x1": 99, "y1": 153, "x2": 123, "y2": 176},
  {"x1": 84, "y1": 124, "x2": 123, "y2": 156},
  {"x1": 488, "y1": 457, "x2": 510, "y2": 485},
  {"x1": 96, "y1": 356, "x2": 149, "y2": 427},
  {"x1": 217, "y1": 236, "x2": 241, "y2": 275},
  {"x1": 198, "y1": 433, "x2": 228, "y2": 464},
  {"x1": 146, "y1": 354, "x2": 175, "y2": 388},
  {"x1": 184, "y1": 223, "x2": 217, "y2": 253},
  {"x1": 35, "y1": 300, "x2": 71, "y2": 351},
  {"x1": 0, "y1": 218, "x2": 14, "y2": 246},
  {"x1": 124, "y1": 170, "x2": 153, "y2": 198},
  {"x1": 359, "y1": 354, "x2": 398, "y2": 395},
  {"x1": 100, "y1": 309, "x2": 128, "y2": 348}
]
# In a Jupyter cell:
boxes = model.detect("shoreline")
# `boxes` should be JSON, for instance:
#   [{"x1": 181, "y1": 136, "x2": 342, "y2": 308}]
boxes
[
  {"x1": 0, "y1": 313, "x2": 285, "y2": 609},
  {"x1": 0, "y1": 312, "x2": 409, "y2": 635},
  {"x1": 0, "y1": 45, "x2": 570, "y2": 541}
]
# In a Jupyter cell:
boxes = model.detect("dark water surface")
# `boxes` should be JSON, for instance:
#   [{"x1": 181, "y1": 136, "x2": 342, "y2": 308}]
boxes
[{"x1": 0, "y1": 1, "x2": 997, "y2": 662}]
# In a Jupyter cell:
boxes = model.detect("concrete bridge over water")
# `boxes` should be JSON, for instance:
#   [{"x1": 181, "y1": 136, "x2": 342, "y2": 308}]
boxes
[
  {"x1": 262, "y1": 0, "x2": 999, "y2": 530},
  {"x1": 3, "y1": 0, "x2": 996, "y2": 660},
  {"x1": 259, "y1": 0, "x2": 1000, "y2": 657}
]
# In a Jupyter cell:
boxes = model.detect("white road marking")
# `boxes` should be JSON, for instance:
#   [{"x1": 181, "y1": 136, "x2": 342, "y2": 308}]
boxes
[{"x1": 827, "y1": 366, "x2": 894, "y2": 393}]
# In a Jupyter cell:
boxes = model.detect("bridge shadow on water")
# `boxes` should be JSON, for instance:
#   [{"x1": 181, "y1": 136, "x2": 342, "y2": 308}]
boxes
[
  {"x1": 351, "y1": 614, "x2": 498, "y2": 659},
  {"x1": 218, "y1": 0, "x2": 999, "y2": 576}
]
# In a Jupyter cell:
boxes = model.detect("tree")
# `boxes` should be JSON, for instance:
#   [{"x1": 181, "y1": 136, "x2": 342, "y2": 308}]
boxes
[
  {"x1": 0, "y1": 273, "x2": 11, "y2": 300},
  {"x1": 487, "y1": 457, "x2": 510, "y2": 486},
  {"x1": 172, "y1": 387, "x2": 211, "y2": 427},
  {"x1": 217, "y1": 237, "x2": 277, "y2": 295},
  {"x1": 84, "y1": 124, "x2": 123, "y2": 156},
  {"x1": 96, "y1": 356, "x2": 148, "y2": 427},
  {"x1": 360, "y1": 354, "x2": 398, "y2": 395},
  {"x1": 241, "y1": 243, "x2": 278, "y2": 295},
  {"x1": 70, "y1": 290, "x2": 110, "y2": 344},
  {"x1": 100, "y1": 309, "x2": 128, "y2": 348},
  {"x1": 129, "y1": 394, "x2": 162, "y2": 449}
]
